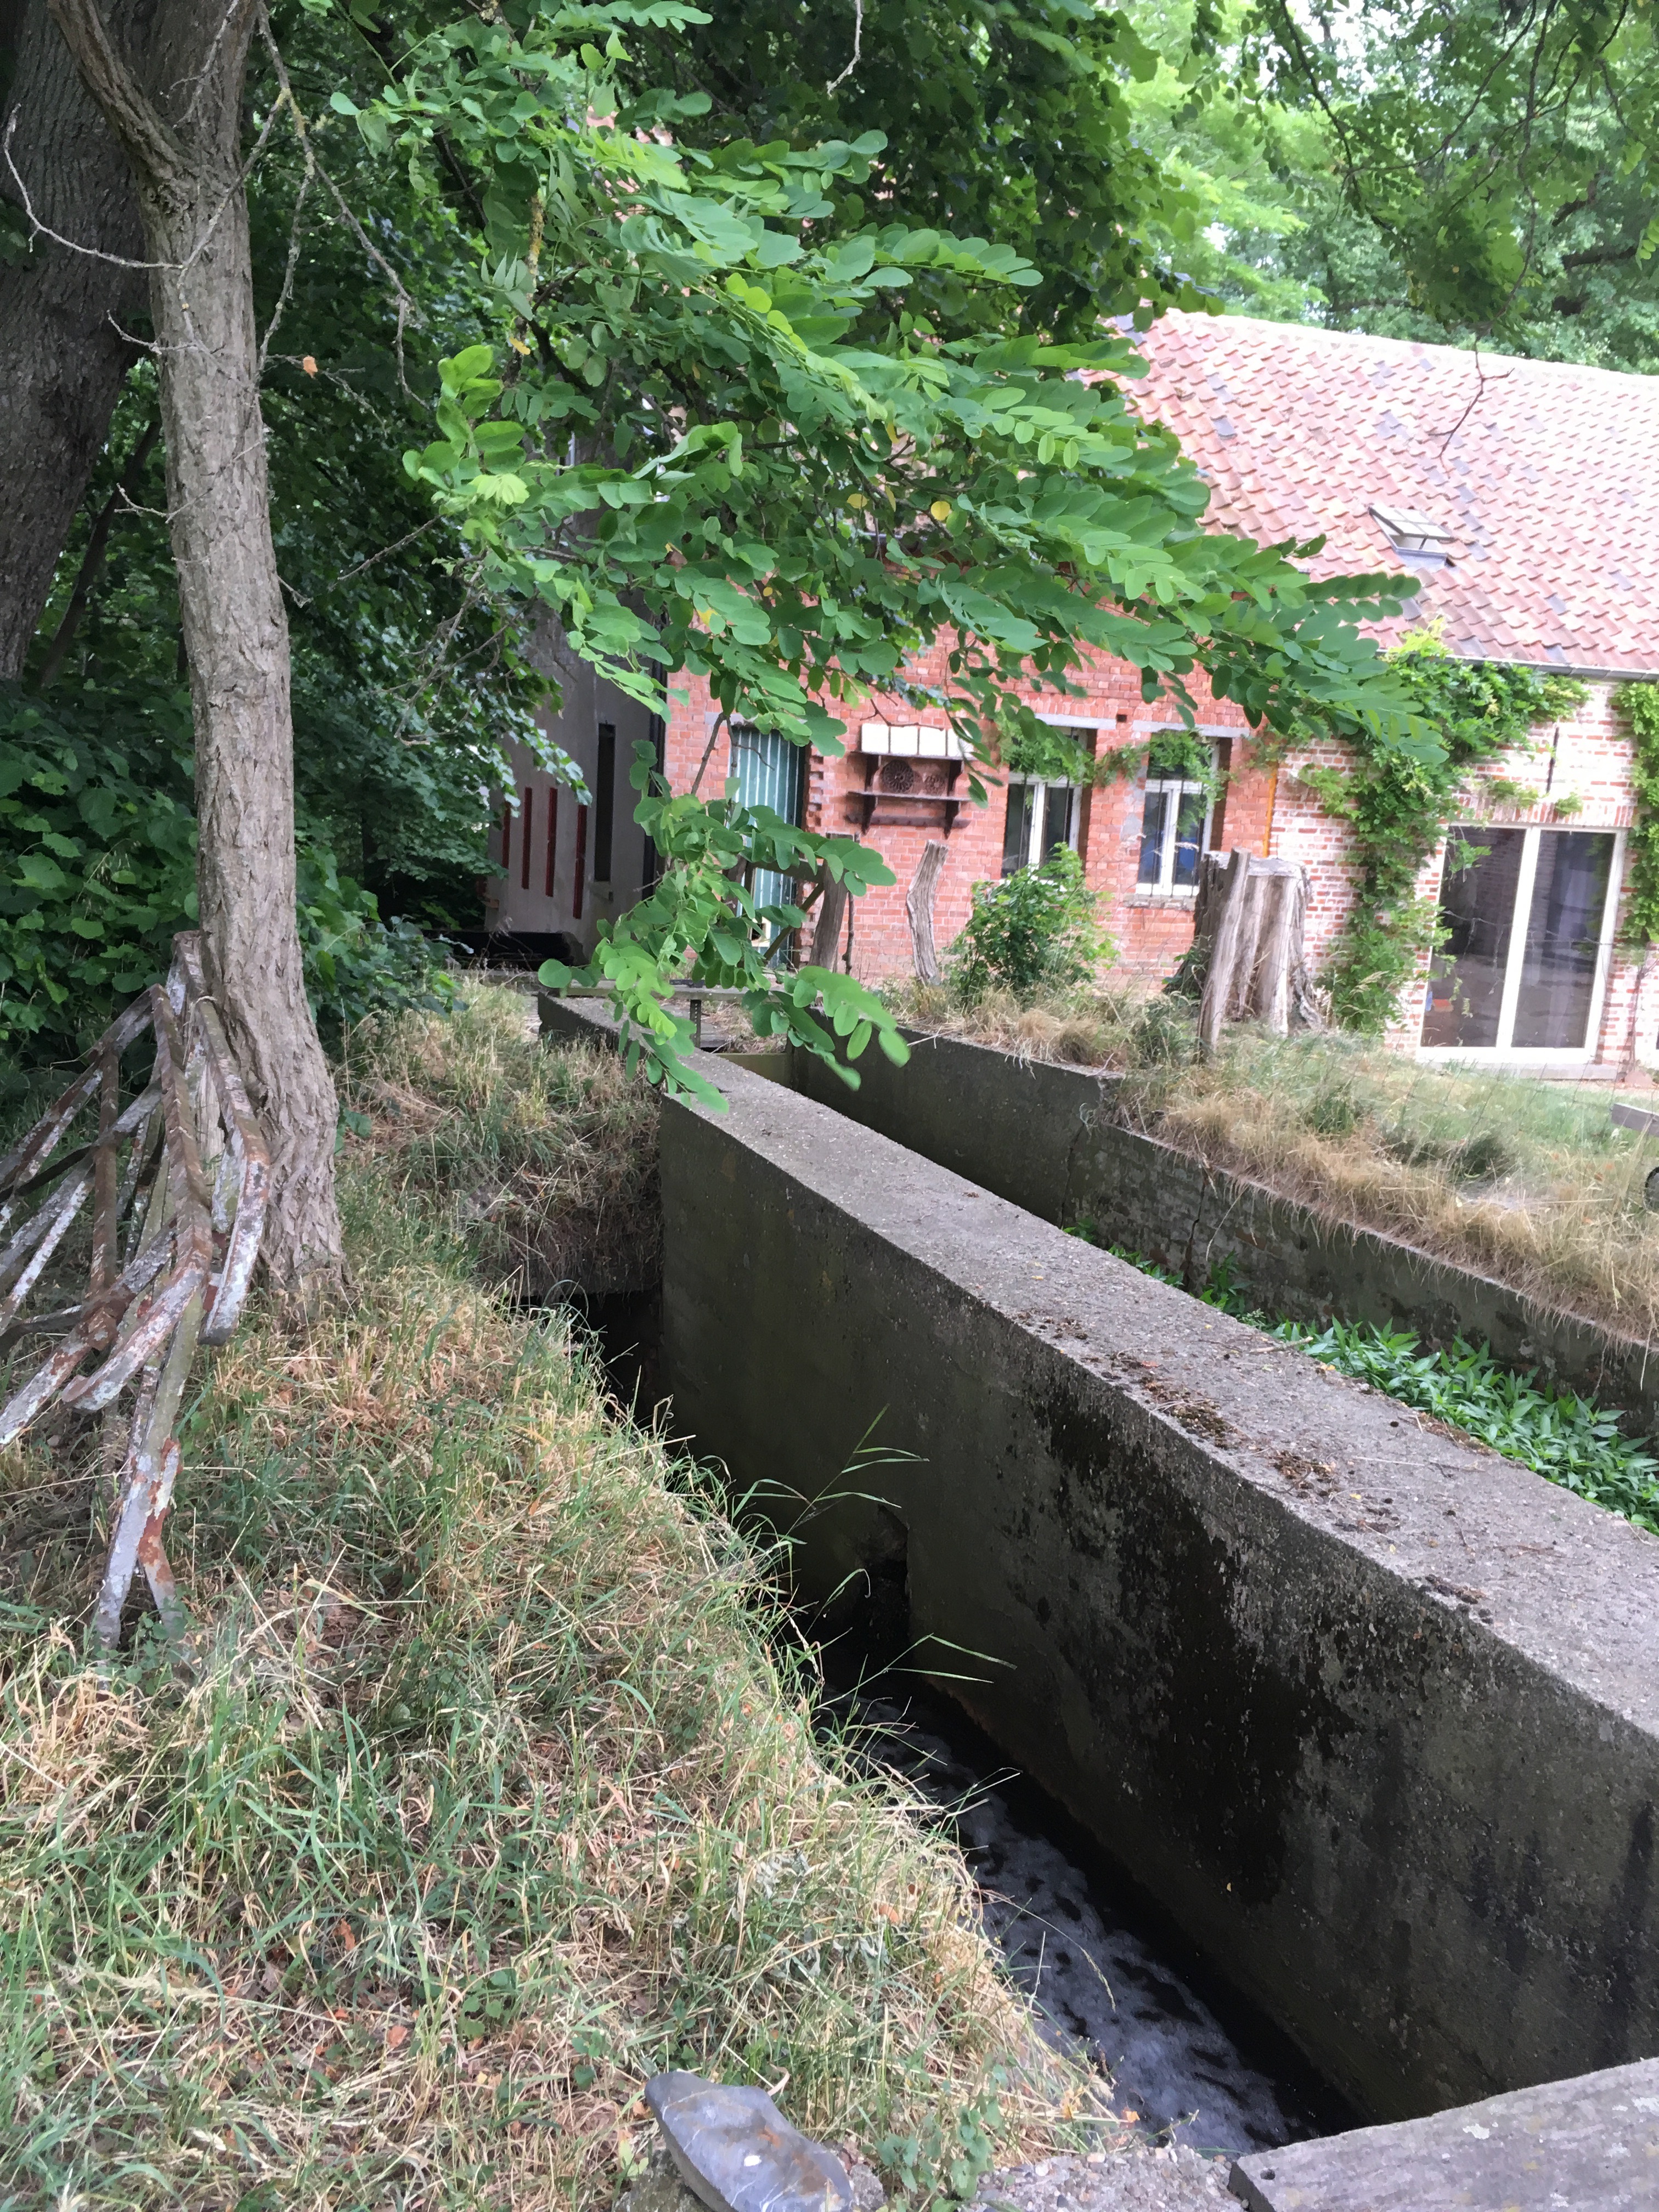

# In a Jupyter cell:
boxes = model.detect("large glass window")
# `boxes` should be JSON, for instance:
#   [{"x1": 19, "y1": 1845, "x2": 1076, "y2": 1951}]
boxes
[
  {"x1": 731, "y1": 726, "x2": 806, "y2": 944},
  {"x1": 1512, "y1": 832, "x2": 1615, "y2": 1049},
  {"x1": 1422, "y1": 826, "x2": 1618, "y2": 1057},
  {"x1": 1421, "y1": 830, "x2": 1523, "y2": 1049}
]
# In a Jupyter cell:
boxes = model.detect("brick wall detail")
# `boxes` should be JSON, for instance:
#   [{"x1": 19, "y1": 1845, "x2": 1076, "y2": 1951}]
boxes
[{"x1": 662, "y1": 667, "x2": 1656, "y2": 1067}]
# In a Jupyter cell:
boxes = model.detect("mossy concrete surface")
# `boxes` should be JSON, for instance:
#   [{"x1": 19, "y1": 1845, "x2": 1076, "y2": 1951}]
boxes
[
  {"x1": 640, "y1": 1039, "x2": 1659, "y2": 2127},
  {"x1": 1231, "y1": 2053, "x2": 1659, "y2": 2208},
  {"x1": 780, "y1": 1025, "x2": 1659, "y2": 1431}
]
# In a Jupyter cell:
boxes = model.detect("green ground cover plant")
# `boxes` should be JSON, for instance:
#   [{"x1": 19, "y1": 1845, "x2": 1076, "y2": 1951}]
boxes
[
  {"x1": 0, "y1": 990, "x2": 1102, "y2": 2208},
  {"x1": 1279, "y1": 1320, "x2": 1659, "y2": 1531}
]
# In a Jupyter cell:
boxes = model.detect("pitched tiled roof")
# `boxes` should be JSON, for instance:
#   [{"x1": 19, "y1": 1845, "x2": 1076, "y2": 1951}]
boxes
[{"x1": 1126, "y1": 312, "x2": 1659, "y2": 676}]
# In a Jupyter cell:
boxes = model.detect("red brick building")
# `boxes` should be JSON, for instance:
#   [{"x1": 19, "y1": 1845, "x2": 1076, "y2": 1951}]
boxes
[{"x1": 489, "y1": 313, "x2": 1659, "y2": 1070}]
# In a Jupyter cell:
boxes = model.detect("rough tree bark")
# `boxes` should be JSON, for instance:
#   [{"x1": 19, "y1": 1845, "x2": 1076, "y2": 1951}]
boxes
[
  {"x1": 47, "y1": 0, "x2": 345, "y2": 1299},
  {"x1": 808, "y1": 859, "x2": 849, "y2": 968},
  {"x1": 0, "y1": 0, "x2": 146, "y2": 675}
]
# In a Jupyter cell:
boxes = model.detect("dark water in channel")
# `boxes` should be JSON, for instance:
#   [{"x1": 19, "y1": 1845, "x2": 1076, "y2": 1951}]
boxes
[
  {"x1": 834, "y1": 1683, "x2": 1353, "y2": 2159},
  {"x1": 577, "y1": 1290, "x2": 1352, "y2": 2162}
]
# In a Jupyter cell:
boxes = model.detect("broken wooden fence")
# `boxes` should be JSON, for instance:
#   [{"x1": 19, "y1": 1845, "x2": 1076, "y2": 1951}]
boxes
[{"x1": 0, "y1": 931, "x2": 270, "y2": 1650}]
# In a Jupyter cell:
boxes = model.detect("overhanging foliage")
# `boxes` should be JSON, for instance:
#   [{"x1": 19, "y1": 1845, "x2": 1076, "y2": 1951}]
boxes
[{"x1": 317, "y1": 0, "x2": 1429, "y2": 1088}]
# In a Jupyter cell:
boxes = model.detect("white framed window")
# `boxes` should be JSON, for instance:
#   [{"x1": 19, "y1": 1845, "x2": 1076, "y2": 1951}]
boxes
[
  {"x1": 1137, "y1": 761, "x2": 1213, "y2": 896},
  {"x1": 1001, "y1": 777, "x2": 1079, "y2": 877},
  {"x1": 1420, "y1": 825, "x2": 1622, "y2": 1063}
]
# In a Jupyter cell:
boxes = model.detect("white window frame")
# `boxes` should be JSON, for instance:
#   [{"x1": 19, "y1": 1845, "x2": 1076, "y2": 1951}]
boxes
[
  {"x1": 1417, "y1": 823, "x2": 1624, "y2": 1066},
  {"x1": 1003, "y1": 775, "x2": 1081, "y2": 873},
  {"x1": 1136, "y1": 760, "x2": 1215, "y2": 899}
]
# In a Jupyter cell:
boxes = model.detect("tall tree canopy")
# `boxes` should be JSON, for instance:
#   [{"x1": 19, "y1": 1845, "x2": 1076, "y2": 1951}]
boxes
[
  {"x1": 1251, "y1": 0, "x2": 1657, "y2": 363},
  {"x1": 1120, "y1": 0, "x2": 1658, "y2": 370},
  {"x1": 8, "y1": 0, "x2": 1420, "y2": 1287}
]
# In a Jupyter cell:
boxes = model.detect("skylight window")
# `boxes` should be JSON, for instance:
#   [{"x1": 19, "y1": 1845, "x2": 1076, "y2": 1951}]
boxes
[{"x1": 1370, "y1": 503, "x2": 1456, "y2": 568}]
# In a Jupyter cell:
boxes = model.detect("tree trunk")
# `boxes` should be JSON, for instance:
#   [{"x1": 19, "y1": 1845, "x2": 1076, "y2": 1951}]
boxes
[
  {"x1": 35, "y1": 410, "x2": 160, "y2": 687},
  {"x1": 809, "y1": 860, "x2": 849, "y2": 968},
  {"x1": 48, "y1": 0, "x2": 344, "y2": 1300},
  {"x1": 0, "y1": 0, "x2": 146, "y2": 675},
  {"x1": 1198, "y1": 848, "x2": 1251, "y2": 1054}
]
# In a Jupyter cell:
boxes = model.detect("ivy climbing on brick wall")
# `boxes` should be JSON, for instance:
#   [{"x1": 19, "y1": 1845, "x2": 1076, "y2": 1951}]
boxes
[
  {"x1": 1296, "y1": 629, "x2": 1586, "y2": 1034},
  {"x1": 1617, "y1": 680, "x2": 1659, "y2": 947}
]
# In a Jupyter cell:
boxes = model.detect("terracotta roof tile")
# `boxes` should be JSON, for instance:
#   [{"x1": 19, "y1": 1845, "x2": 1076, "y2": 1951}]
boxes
[{"x1": 1126, "y1": 313, "x2": 1659, "y2": 673}]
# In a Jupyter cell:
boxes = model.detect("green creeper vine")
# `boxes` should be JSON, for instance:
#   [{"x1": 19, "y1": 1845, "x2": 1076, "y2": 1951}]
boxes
[
  {"x1": 1297, "y1": 629, "x2": 1587, "y2": 1034},
  {"x1": 1616, "y1": 679, "x2": 1659, "y2": 945},
  {"x1": 1005, "y1": 716, "x2": 1223, "y2": 795}
]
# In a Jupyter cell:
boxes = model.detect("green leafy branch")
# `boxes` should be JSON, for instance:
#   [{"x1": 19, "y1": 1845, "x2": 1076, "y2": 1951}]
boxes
[
  {"x1": 348, "y1": 0, "x2": 1429, "y2": 1088},
  {"x1": 539, "y1": 743, "x2": 909, "y2": 1102}
]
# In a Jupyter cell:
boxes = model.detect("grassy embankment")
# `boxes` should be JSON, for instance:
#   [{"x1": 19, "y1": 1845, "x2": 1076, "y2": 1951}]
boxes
[
  {"x1": 0, "y1": 990, "x2": 1103, "y2": 2208},
  {"x1": 894, "y1": 980, "x2": 1659, "y2": 1346}
]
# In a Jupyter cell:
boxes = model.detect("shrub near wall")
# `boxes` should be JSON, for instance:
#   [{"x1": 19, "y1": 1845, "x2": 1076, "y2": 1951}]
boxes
[
  {"x1": 0, "y1": 685, "x2": 451, "y2": 1069},
  {"x1": 951, "y1": 848, "x2": 1113, "y2": 1000}
]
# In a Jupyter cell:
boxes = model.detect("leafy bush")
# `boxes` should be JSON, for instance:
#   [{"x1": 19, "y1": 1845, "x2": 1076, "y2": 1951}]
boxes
[
  {"x1": 298, "y1": 849, "x2": 454, "y2": 1048},
  {"x1": 951, "y1": 847, "x2": 1112, "y2": 1001},
  {"x1": 0, "y1": 682, "x2": 452, "y2": 1064},
  {"x1": 0, "y1": 684, "x2": 196, "y2": 1059}
]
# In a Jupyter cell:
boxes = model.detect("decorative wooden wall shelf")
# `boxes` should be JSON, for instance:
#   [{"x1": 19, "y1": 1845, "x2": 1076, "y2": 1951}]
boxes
[{"x1": 845, "y1": 722, "x2": 970, "y2": 831}]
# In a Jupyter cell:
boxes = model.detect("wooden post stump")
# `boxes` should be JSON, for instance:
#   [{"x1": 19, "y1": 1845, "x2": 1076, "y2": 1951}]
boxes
[
  {"x1": 1197, "y1": 850, "x2": 1320, "y2": 1051},
  {"x1": 906, "y1": 840, "x2": 948, "y2": 983}
]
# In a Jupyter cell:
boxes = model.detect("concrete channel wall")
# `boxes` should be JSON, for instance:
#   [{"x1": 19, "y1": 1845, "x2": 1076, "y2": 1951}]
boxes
[
  {"x1": 776, "y1": 1028, "x2": 1659, "y2": 1432},
  {"x1": 539, "y1": 999, "x2": 1659, "y2": 2123}
]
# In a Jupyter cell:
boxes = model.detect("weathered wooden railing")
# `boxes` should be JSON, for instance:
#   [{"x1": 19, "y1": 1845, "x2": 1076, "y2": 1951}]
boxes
[{"x1": 0, "y1": 932, "x2": 270, "y2": 1649}]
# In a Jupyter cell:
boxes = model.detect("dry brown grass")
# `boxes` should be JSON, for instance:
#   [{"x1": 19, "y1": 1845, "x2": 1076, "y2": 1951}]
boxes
[
  {"x1": 1116, "y1": 1030, "x2": 1659, "y2": 1346},
  {"x1": 337, "y1": 988, "x2": 662, "y2": 1297},
  {"x1": 888, "y1": 983, "x2": 1659, "y2": 1344},
  {"x1": 0, "y1": 998, "x2": 1111, "y2": 2209},
  {"x1": 886, "y1": 980, "x2": 1183, "y2": 1072},
  {"x1": 889, "y1": 986, "x2": 1659, "y2": 1345}
]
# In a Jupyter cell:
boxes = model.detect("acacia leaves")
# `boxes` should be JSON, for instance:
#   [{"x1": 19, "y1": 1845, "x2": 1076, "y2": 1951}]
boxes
[
  {"x1": 540, "y1": 743, "x2": 909, "y2": 1101},
  {"x1": 386, "y1": 2, "x2": 1419, "y2": 754}
]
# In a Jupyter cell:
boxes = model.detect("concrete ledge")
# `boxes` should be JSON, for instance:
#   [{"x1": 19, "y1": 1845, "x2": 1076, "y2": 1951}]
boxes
[
  {"x1": 1230, "y1": 2055, "x2": 1659, "y2": 2208},
  {"x1": 781, "y1": 1026, "x2": 1659, "y2": 1432},
  {"x1": 648, "y1": 1047, "x2": 1659, "y2": 2125}
]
